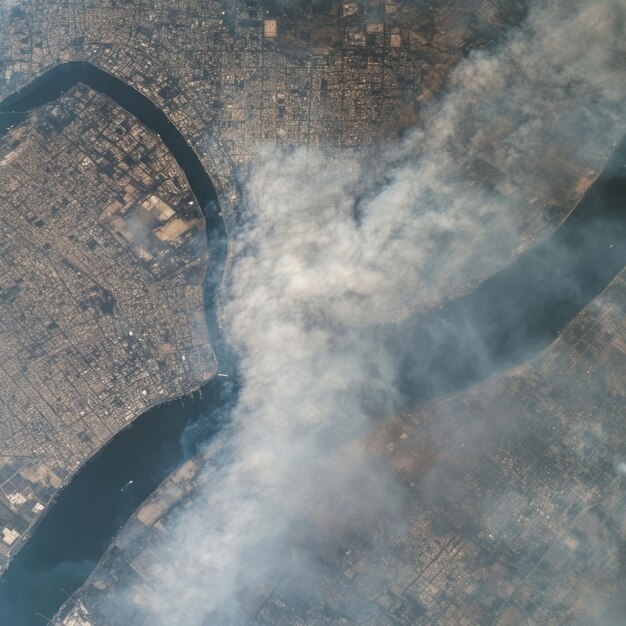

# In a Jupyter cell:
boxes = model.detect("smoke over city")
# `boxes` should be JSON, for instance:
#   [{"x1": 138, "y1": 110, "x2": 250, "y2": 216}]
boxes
[{"x1": 111, "y1": 0, "x2": 626, "y2": 623}]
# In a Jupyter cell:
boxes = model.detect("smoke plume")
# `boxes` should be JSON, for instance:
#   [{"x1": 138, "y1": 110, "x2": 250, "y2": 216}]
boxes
[{"x1": 116, "y1": 1, "x2": 626, "y2": 623}]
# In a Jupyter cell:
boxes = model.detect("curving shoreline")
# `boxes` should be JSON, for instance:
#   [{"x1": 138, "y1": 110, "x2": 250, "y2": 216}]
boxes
[
  {"x1": 0, "y1": 64, "x2": 237, "y2": 626},
  {"x1": 0, "y1": 60, "x2": 231, "y2": 357},
  {"x1": 0, "y1": 62, "x2": 624, "y2": 625},
  {"x1": 387, "y1": 136, "x2": 626, "y2": 408}
]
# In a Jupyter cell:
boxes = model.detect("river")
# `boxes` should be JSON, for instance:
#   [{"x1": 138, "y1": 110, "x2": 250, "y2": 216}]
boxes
[
  {"x1": 0, "y1": 61, "x2": 237, "y2": 625},
  {"x1": 0, "y1": 62, "x2": 624, "y2": 625},
  {"x1": 389, "y1": 137, "x2": 626, "y2": 407}
]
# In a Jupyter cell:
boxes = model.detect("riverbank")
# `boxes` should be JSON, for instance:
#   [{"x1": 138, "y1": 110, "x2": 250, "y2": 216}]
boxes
[
  {"x1": 0, "y1": 65, "x2": 235, "y2": 626},
  {"x1": 0, "y1": 62, "x2": 624, "y2": 625}
]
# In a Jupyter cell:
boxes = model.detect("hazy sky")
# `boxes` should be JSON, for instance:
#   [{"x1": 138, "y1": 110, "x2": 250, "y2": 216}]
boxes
[{"x1": 94, "y1": 1, "x2": 626, "y2": 623}]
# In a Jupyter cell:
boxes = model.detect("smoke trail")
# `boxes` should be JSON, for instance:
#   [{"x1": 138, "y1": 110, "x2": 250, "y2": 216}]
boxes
[{"x1": 120, "y1": 1, "x2": 626, "y2": 623}]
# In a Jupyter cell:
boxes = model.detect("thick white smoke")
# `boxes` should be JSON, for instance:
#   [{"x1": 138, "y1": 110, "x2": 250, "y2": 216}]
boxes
[{"x1": 125, "y1": 0, "x2": 626, "y2": 623}]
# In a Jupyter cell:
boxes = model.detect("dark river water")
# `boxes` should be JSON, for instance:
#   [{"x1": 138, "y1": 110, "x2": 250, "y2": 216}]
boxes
[
  {"x1": 391, "y1": 138, "x2": 626, "y2": 407},
  {"x1": 0, "y1": 61, "x2": 624, "y2": 625},
  {"x1": 0, "y1": 62, "x2": 237, "y2": 625}
]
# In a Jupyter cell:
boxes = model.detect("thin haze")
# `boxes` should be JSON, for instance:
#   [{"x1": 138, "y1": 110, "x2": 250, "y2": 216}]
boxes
[{"x1": 106, "y1": 0, "x2": 626, "y2": 623}]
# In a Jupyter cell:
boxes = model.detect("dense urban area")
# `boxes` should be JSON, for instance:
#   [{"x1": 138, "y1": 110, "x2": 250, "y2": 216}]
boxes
[
  {"x1": 0, "y1": 1, "x2": 624, "y2": 625},
  {"x1": 0, "y1": 86, "x2": 216, "y2": 573},
  {"x1": 0, "y1": 0, "x2": 602, "y2": 308},
  {"x1": 53, "y1": 270, "x2": 626, "y2": 625}
]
